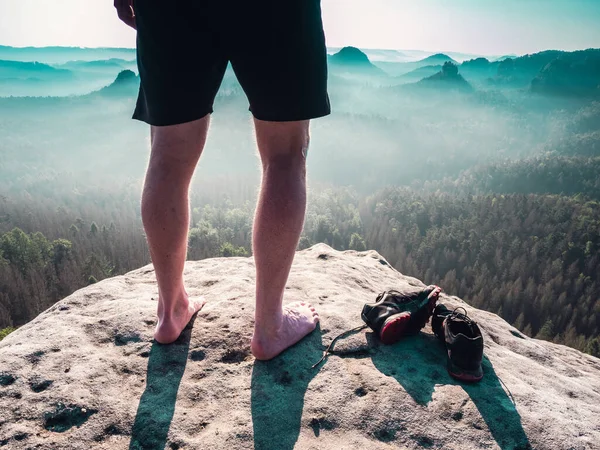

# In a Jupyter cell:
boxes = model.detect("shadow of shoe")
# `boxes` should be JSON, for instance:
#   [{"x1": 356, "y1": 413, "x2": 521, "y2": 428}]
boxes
[
  {"x1": 370, "y1": 332, "x2": 531, "y2": 450},
  {"x1": 251, "y1": 325, "x2": 324, "y2": 450},
  {"x1": 129, "y1": 316, "x2": 197, "y2": 450}
]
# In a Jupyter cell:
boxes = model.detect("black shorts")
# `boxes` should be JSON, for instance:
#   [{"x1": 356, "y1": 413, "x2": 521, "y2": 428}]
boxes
[{"x1": 132, "y1": 0, "x2": 331, "y2": 126}]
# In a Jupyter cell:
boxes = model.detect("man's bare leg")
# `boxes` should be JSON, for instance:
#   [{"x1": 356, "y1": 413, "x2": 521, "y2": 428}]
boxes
[
  {"x1": 250, "y1": 119, "x2": 320, "y2": 360},
  {"x1": 141, "y1": 116, "x2": 209, "y2": 344}
]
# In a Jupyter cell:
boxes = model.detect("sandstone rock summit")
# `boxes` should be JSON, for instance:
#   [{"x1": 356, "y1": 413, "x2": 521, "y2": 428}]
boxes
[{"x1": 1, "y1": 244, "x2": 599, "y2": 449}]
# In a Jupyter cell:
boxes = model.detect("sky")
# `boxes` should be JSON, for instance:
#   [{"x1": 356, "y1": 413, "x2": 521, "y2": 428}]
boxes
[{"x1": 0, "y1": 0, "x2": 599, "y2": 56}]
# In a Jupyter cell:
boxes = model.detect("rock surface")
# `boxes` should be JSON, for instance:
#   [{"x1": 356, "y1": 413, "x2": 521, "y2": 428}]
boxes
[{"x1": 1, "y1": 244, "x2": 599, "y2": 450}]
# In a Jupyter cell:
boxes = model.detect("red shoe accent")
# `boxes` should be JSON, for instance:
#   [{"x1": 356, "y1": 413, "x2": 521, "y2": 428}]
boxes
[
  {"x1": 447, "y1": 369, "x2": 483, "y2": 383},
  {"x1": 447, "y1": 357, "x2": 484, "y2": 382},
  {"x1": 379, "y1": 312, "x2": 411, "y2": 345}
]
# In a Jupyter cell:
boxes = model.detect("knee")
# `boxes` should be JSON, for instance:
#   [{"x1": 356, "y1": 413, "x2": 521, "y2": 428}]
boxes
[
  {"x1": 261, "y1": 133, "x2": 310, "y2": 172},
  {"x1": 256, "y1": 120, "x2": 310, "y2": 169},
  {"x1": 264, "y1": 152, "x2": 307, "y2": 177}
]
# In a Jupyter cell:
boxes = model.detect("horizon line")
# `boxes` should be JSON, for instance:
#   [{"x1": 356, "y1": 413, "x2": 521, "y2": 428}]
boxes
[{"x1": 1, "y1": 43, "x2": 599, "y2": 59}]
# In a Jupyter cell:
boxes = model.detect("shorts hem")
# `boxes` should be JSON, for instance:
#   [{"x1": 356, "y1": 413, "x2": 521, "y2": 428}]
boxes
[
  {"x1": 250, "y1": 106, "x2": 331, "y2": 122},
  {"x1": 132, "y1": 107, "x2": 214, "y2": 127}
]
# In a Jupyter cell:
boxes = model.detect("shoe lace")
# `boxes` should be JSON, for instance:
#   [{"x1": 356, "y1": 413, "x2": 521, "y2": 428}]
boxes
[
  {"x1": 440, "y1": 307, "x2": 478, "y2": 336},
  {"x1": 449, "y1": 306, "x2": 471, "y2": 323},
  {"x1": 433, "y1": 306, "x2": 469, "y2": 323},
  {"x1": 311, "y1": 324, "x2": 367, "y2": 369}
]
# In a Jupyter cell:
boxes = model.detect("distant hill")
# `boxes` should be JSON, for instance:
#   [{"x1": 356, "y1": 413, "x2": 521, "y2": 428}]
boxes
[
  {"x1": 491, "y1": 50, "x2": 575, "y2": 87},
  {"x1": 531, "y1": 49, "x2": 600, "y2": 97},
  {"x1": 443, "y1": 51, "x2": 490, "y2": 63},
  {"x1": 461, "y1": 57, "x2": 493, "y2": 70},
  {"x1": 344, "y1": 48, "x2": 410, "y2": 63},
  {"x1": 332, "y1": 48, "x2": 486, "y2": 64},
  {"x1": 484, "y1": 48, "x2": 600, "y2": 95},
  {"x1": 417, "y1": 53, "x2": 457, "y2": 66},
  {"x1": 329, "y1": 46, "x2": 371, "y2": 65},
  {"x1": 328, "y1": 47, "x2": 387, "y2": 77},
  {"x1": 375, "y1": 53, "x2": 458, "y2": 77},
  {"x1": 0, "y1": 60, "x2": 73, "y2": 80},
  {"x1": 95, "y1": 70, "x2": 139, "y2": 97},
  {"x1": 397, "y1": 65, "x2": 442, "y2": 82},
  {"x1": 0, "y1": 46, "x2": 136, "y2": 65},
  {"x1": 459, "y1": 58, "x2": 500, "y2": 82},
  {"x1": 492, "y1": 55, "x2": 519, "y2": 62},
  {"x1": 0, "y1": 59, "x2": 131, "y2": 97},
  {"x1": 55, "y1": 59, "x2": 137, "y2": 74},
  {"x1": 417, "y1": 62, "x2": 473, "y2": 92}
]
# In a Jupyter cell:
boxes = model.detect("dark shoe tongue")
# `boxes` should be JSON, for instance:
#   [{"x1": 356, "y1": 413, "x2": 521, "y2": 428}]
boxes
[
  {"x1": 461, "y1": 316, "x2": 479, "y2": 335},
  {"x1": 452, "y1": 315, "x2": 478, "y2": 338}
]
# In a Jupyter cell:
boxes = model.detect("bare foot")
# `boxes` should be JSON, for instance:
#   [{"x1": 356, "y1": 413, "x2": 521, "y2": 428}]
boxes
[
  {"x1": 154, "y1": 296, "x2": 206, "y2": 344},
  {"x1": 251, "y1": 301, "x2": 320, "y2": 361}
]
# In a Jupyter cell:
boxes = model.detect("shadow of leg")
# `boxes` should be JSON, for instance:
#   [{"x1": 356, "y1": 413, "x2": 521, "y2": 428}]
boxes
[
  {"x1": 251, "y1": 326, "x2": 323, "y2": 450},
  {"x1": 129, "y1": 317, "x2": 196, "y2": 450},
  {"x1": 370, "y1": 333, "x2": 531, "y2": 450},
  {"x1": 464, "y1": 357, "x2": 531, "y2": 450}
]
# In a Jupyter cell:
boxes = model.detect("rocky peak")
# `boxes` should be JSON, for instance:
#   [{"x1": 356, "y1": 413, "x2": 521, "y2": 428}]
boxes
[{"x1": 0, "y1": 244, "x2": 598, "y2": 449}]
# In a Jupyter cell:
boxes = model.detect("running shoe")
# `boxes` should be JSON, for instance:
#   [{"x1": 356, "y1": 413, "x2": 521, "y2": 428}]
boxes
[
  {"x1": 361, "y1": 285, "x2": 441, "y2": 345},
  {"x1": 432, "y1": 304, "x2": 484, "y2": 382}
]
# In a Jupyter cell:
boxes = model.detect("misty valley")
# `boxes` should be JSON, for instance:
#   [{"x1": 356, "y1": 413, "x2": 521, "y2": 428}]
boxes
[{"x1": 0, "y1": 45, "x2": 599, "y2": 357}]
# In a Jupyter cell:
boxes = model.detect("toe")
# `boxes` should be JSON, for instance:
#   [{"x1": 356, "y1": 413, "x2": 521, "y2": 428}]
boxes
[{"x1": 193, "y1": 299, "x2": 206, "y2": 312}]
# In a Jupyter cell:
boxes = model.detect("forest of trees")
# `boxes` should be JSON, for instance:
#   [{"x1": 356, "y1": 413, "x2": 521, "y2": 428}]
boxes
[{"x1": 435, "y1": 155, "x2": 600, "y2": 199}]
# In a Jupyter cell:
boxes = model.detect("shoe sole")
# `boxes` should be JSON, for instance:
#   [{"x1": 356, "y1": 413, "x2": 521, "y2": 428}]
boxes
[
  {"x1": 379, "y1": 311, "x2": 411, "y2": 345},
  {"x1": 447, "y1": 358, "x2": 483, "y2": 383},
  {"x1": 379, "y1": 288, "x2": 439, "y2": 345}
]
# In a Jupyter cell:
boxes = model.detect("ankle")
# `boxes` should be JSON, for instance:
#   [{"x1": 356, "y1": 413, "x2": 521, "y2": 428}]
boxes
[
  {"x1": 254, "y1": 312, "x2": 284, "y2": 338},
  {"x1": 159, "y1": 292, "x2": 189, "y2": 319}
]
